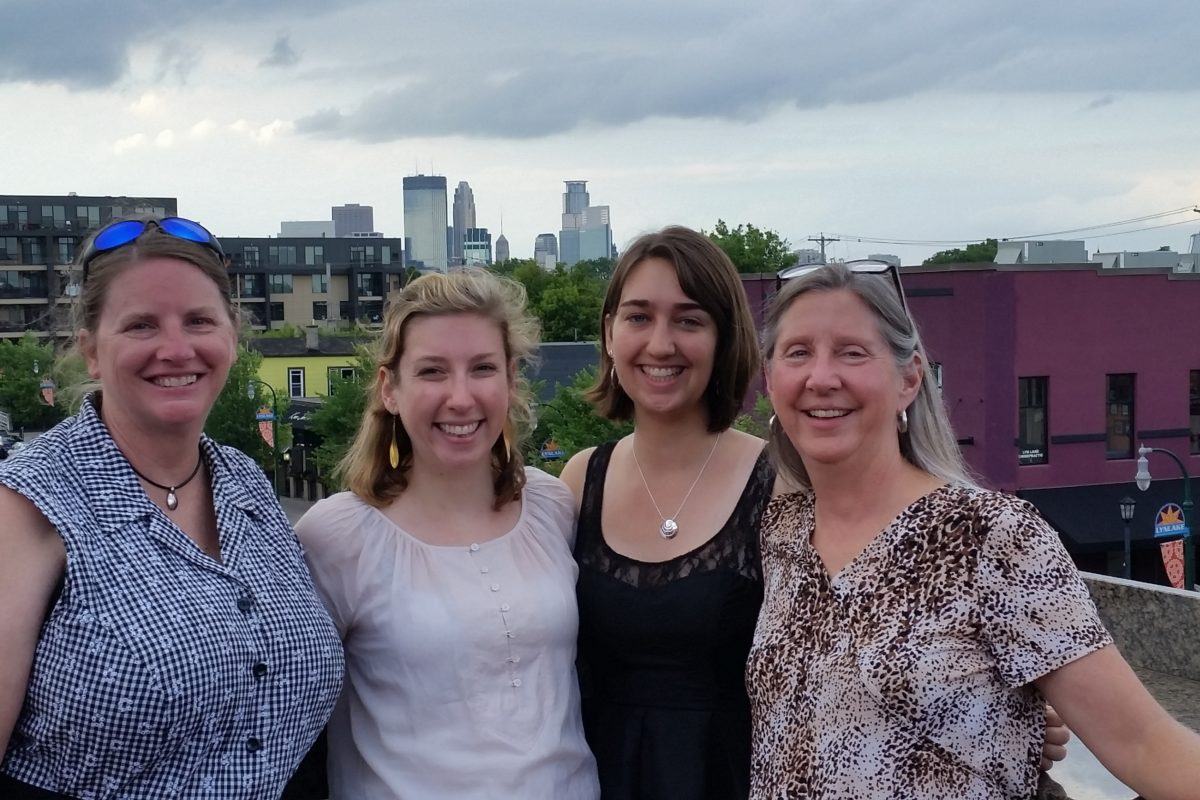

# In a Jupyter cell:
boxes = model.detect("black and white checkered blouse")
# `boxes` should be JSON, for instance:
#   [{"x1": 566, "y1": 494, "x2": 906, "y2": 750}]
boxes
[{"x1": 0, "y1": 395, "x2": 344, "y2": 799}]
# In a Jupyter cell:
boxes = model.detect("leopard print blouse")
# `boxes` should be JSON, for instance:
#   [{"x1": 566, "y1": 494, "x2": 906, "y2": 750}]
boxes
[{"x1": 746, "y1": 484, "x2": 1111, "y2": 799}]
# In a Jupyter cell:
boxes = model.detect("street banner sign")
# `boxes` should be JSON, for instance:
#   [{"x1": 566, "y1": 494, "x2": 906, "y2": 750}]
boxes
[{"x1": 1161, "y1": 539, "x2": 1186, "y2": 589}]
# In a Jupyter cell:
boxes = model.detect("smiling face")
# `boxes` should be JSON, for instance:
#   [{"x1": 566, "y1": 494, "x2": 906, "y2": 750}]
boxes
[
  {"x1": 80, "y1": 256, "x2": 237, "y2": 437},
  {"x1": 766, "y1": 288, "x2": 921, "y2": 474},
  {"x1": 606, "y1": 256, "x2": 718, "y2": 424},
  {"x1": 381, "y1": 312, "x2": 513, "y2": 476}
]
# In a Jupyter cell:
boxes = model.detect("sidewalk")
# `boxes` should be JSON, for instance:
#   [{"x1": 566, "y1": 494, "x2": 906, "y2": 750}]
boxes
[{"x1": 279, "y1": 496, "x2": 316, "y2": 525}]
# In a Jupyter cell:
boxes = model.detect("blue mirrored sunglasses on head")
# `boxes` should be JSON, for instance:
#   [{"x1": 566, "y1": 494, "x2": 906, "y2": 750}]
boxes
[{"x1": 79, "y1": 217, "x2": 225, "y2": 281}]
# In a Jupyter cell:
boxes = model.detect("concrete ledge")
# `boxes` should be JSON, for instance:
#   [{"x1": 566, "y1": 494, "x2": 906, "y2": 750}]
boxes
[{"x1": 1082, "y1": 572, "x2": 1200, "y2": 682}]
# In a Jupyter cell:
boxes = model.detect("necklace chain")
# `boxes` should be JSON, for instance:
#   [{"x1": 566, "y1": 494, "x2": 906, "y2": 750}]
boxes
[
  {"x1": 631, "y1": 432, "x2": 722, "y2": 540},
  {"x1": 127, "y1": 448, "x2": 204, "y2": 512}
]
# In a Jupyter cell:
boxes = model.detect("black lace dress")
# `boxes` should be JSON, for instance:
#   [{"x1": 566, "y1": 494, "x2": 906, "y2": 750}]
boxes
[{"x1": 575, "y1": 442, "x2": 775, "y2": 800}]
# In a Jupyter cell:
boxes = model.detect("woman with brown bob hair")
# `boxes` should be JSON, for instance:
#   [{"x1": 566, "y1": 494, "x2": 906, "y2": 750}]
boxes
[
  {"x1": 562, "y1": 225, "x2": 773, "y2": 799},
  {"x1": 296, "y1": 269, "x2": 599, "y2": 799},
  {"x1": 0, "y1": 217, "x2": 344, "y2": 799}
]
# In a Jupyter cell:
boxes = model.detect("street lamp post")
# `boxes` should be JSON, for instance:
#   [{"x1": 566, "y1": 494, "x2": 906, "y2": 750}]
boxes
[
  {"x1": 1135, "y1": 444, "x2": 1194, "y2": 590},
  {"x1": 247, "y1": 379, "x2": 280, "y2": 496},
  {"x1": 1118, "y1": 495, "x2": 1136, "y2": 580}
]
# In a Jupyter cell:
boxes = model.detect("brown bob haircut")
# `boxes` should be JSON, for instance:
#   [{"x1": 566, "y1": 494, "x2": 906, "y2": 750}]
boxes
[{"x1": 587, "y1": 225, "x2": 759, "y2": 432}]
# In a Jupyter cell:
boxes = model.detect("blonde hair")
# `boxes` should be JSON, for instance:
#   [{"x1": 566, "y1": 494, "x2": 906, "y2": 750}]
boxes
[{"x1": 339, "y1": 269, "x2": 540, "y2": 508}]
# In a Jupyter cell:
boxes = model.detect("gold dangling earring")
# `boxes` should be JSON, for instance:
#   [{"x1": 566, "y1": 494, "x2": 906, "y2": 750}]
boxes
[{"x1": 389, "y1": 415, "x2": 401, "y2": 469}]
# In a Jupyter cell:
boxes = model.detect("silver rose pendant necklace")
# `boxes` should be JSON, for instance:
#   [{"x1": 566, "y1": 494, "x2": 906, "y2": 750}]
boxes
[{"x1": 631, "y1": 432, "x2": 722, "y2": 539}]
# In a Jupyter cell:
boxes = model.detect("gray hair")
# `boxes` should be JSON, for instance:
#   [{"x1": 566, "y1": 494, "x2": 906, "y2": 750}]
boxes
[{"x1": 762, "y1": 264, "x2": 976, "y2": 490}]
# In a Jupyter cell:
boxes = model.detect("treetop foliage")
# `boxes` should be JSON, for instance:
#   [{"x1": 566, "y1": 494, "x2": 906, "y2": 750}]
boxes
[
  {"x1": 705, "y1": 220, "x2": 796, "y2": 274},
  {"x1": 924, "y1": 239, "x2": 998, "y2": 265}
]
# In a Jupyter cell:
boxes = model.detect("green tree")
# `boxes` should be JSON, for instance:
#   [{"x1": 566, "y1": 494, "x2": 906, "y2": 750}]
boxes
[
  {"x1": 205, "y1": 344, "x2": 289, "y2": 472},
  {"x1": 924, "y1": 239, "x2": 998, "y2": 265},
  {"x1": 308, "y1": 348, "x2": 374, "y2": 490},
  {"x1": 732, "y1": 393, "x2": 774, "y2": 438},
  {"x1": 528, "y1": 367, "x2": 633, "y2": 473},
  {"x1": 0, "y1": 334, "x2": 67, "y2": 430},
  {"x1": 706, "y1": 220, "x2": 795, "y2": 274}
]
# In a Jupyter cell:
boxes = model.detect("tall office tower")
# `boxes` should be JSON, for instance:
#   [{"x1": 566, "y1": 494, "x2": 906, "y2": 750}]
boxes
[
  {"x1": 463, "y1": 228, "x2": 492, "y2": 265},
  {"x1": 534, "y1": 233, "x2": 558, "y2": 261},
  {"x1": 495, "y1": 233, "x2": 510, "y2": 263},
  {"x1": 451, "y1": 181, "x2": 476, "y2": 265},
  {"x1": 558, "y1": 181, "x2": 590, "y2": 266},
  {"x1": 402, "y1": 175, "x2": 448, "y2": 270},
  {"x1": 563, "y1": 181, "x2": 589, "y2": 214},
  {"x1": 578, "y1": 205, "x2": 612, "y2": 262},
  {"x1": 332, "y1": 203, "x2": 374, "y2": 236},
  {"x1": 1190, "y1": 232, "x2": 1200, "y2": 254}
]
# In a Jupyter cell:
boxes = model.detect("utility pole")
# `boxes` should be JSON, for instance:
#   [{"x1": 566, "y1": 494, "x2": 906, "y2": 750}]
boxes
[{"x1": 808, "y1": 233, "x2": 840, "y2": 263}]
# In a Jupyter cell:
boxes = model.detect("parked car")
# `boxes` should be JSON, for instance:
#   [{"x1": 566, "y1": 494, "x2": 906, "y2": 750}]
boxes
[{"x1": 0, "y1": 431, "x2": 23, "y2": 460}]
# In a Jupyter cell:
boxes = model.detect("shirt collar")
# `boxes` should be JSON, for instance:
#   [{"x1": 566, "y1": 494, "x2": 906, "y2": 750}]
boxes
[{"x1": 73, "y1": 393, "x2": 260, "y2": 533}]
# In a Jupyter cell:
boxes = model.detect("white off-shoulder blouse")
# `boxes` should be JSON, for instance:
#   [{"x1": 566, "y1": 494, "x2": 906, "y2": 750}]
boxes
[{"x1": 296, "y1": 467, "x2": 599, "y2": 800}]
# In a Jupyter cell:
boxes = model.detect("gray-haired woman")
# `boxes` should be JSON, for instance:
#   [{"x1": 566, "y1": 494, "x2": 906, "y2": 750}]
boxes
[{"x1": 749, "y1": 262, "x2": 1200, "y2": 798}]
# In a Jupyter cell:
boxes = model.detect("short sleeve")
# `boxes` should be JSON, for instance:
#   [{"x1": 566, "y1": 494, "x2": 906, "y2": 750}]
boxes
[
  {"x1": 294, "y1": 493, "x2": 366, "y2": 639},
  {"x1": 974, "y1": 494, "x2": 1113, "y2": 688},
  {"x1": 523, "y1": 466, "x2": 580, "y2": 549}
]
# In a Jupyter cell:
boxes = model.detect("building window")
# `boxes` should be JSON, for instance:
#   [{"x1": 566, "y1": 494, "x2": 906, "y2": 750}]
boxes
[
  {"x1": 268, "y1": 273, "x2": 293, "y2": 294},
  {"x1": 0, "y1": 237, "x2": 16, "y2": 261},
  {"x1": 269, "y1": 302, "x2": 285, "y2": 322},
  {"x1": 243, "y1": 302, "x2": 266, "y2": 327},
  {"x1": 22, "y1": 238, "x2": 43, "y2": 263},
  {"x1": 56, "y1": 238, "x2": 74, "y2": 264},
  {"x1": 327, "y1": 366, "x2": 356, "y2": 395},
  {"x1": 269, "y1": 245, "x2": 297, "y2": 265},
  {"x1": 1191, "y1": 370, "x2": 1200, "y2": 455},
  {"x1": 382, "y1": 245, "x2": 392, "y2": 264},
  {"x1": 239, "y1": 273, "x2": 264, "y2": 297},
  {"x1": 360, "y1": 301, "x2": 383, "y2": 323},
  {"x1": 288, "y1": 367, "x2": 306, "y2": 398},
  {"x1": 243, "y1": 246, "x2": 261, "y2": 268},
  {"x1": 339, "y1": 300, "x2": 352, "y2": 320},
  {"x1": 40, "y1": 205, "x2": 66, "y2": 227},
  {"x1": 311, "y1": 273, "x2": 328, "y2": 294},
  {"x1": 75, "y1": 205, "x2": 101, "y2": 229},
  {"x1": 305, "y1": 245, "x2": 324, "y2": 266},
  {"x1": 355, "y1": 271, "x2": 382, "y2": 297},
  {"x1": 1106, "y1": 373, "x2": 1135, "y2": 459},
  {"x1": 313, "y1": 301, "x2": 328, "y2": 321},
  {"x1": 1018, "y1": 377, "x2": 1048, "y2": 465}
]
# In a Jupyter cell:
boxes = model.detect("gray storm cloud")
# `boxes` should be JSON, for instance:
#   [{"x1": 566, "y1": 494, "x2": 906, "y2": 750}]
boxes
[{"x1": 1, "y1": 0, "x2": 1195, "y2": 137}]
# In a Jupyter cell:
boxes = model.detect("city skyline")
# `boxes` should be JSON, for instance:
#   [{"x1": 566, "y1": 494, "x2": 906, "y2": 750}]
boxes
[{"x1": 1, "y1": 2, "x2": 1199, "y2": 262}]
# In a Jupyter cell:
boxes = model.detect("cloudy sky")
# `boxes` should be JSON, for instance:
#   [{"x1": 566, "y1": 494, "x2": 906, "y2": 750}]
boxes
[{"x1": 3, "y1": 0, "x2": 1199, "y2": 262}]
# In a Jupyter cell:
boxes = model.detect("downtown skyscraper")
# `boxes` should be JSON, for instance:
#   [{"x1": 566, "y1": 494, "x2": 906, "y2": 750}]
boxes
[
  {"x1": 558, "y1": 180, "x2": 612, "y2": 266},
  {"x1": 451, "y1": 181, "x2": 476, "y2": 266},
  {"x1": 403, "y1": 175, "x2": 448, "y2": 270}
]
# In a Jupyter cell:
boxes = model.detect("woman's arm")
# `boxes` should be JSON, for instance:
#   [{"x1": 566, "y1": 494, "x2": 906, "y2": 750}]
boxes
[
  {"x1": 0, "y1": 486, "x2": 65, "y2": 756},
  {"x1": 1037, "y1": 644, "x2": 1200, "y2": 799}
]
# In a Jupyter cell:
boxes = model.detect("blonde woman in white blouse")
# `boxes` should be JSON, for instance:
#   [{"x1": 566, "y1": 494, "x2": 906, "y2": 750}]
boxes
[{"x1": 295, "y1": 270, "x2": 599, "y2": 799}]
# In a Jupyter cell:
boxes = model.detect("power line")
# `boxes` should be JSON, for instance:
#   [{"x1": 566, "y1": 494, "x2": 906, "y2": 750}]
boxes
[{"x1": 825, "y1": 204, "x2": 1200, "y2": 248}]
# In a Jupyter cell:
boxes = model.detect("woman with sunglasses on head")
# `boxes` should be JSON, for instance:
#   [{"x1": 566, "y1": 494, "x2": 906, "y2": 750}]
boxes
[
  {"x1": 749, "y1": 263, "x2": 1200, "y2": 798},
  {"x1": 0, "y1": 218, "x2": 344, "y2": 799},
  {"x1": 294, "y1": 269, "x2": 598, "y2": 799},
  {"x1": 560, "y1": 226, "x2": 775, "y2": 799}
]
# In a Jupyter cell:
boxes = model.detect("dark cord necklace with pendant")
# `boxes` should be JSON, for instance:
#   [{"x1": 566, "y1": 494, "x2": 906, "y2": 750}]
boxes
[{"x1": 128, "y1": 449, "x2": 204, "y2": 511}]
